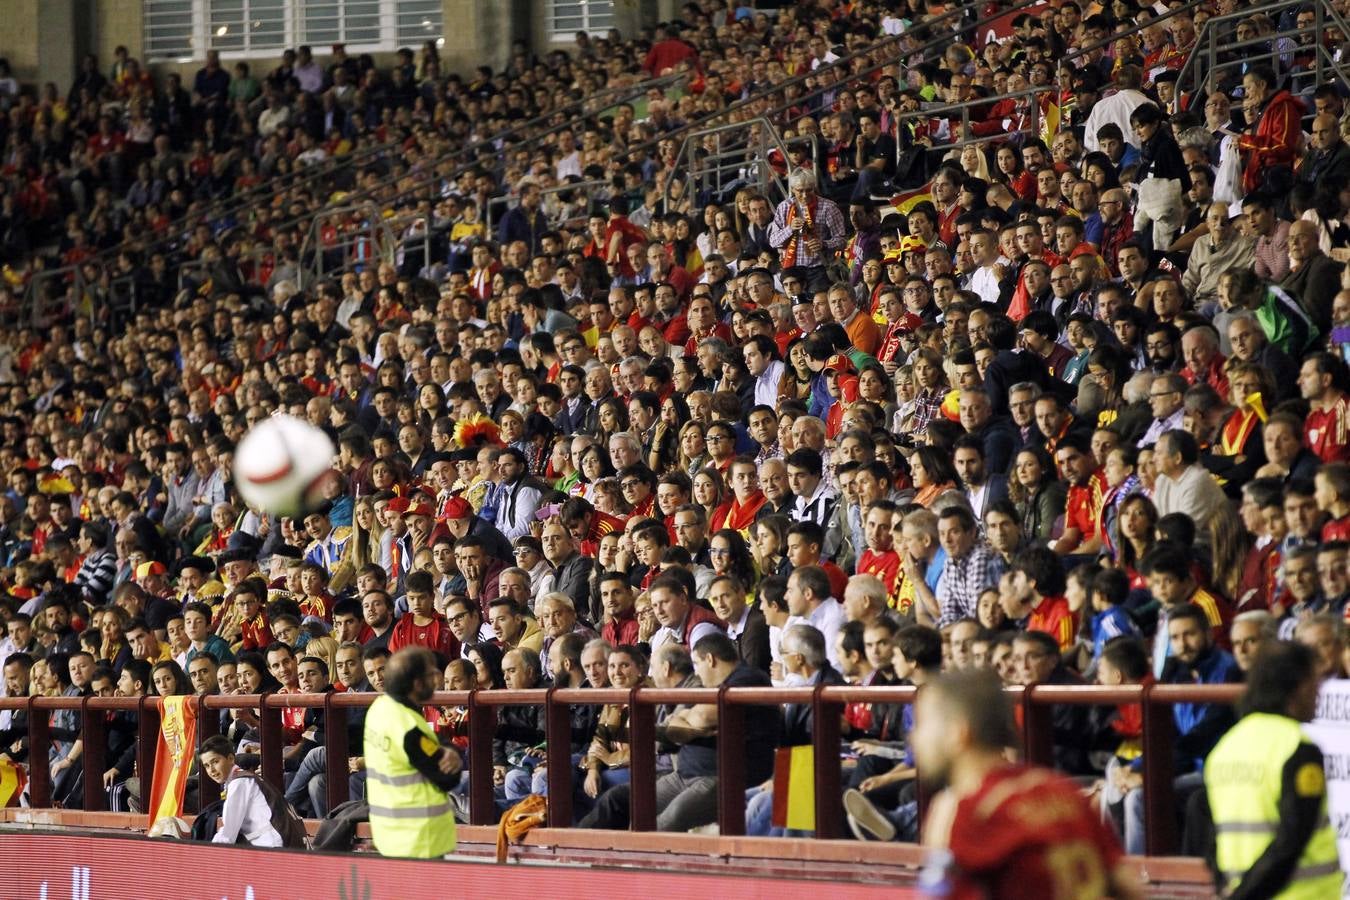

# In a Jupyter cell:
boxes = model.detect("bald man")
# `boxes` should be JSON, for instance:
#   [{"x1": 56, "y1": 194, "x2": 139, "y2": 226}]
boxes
[
  {"x1": 1299, "y1": 113, "x2": 1350, "y2": 195},
  {"x1": 1282, "y1": 219, "x2": 1346, "y2": 332}
]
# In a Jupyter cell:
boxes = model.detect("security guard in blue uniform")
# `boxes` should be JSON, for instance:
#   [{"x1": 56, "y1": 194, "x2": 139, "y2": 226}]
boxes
[
  {"x1": 1204, "y1": 640, "x2": 1342, "y2": 899},
  {"x1": 364, "y1": 646, "x2": 461, "y2": 857}
]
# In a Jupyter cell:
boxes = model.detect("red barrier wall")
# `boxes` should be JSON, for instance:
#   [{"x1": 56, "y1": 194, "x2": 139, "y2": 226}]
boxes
[{"x1": 1, "y1": 833, "x2": 919, "y2": 900}]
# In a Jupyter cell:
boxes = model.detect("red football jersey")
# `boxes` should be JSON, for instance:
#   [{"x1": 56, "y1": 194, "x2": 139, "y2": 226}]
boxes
[{"x1": 935, "y1": 764, "x2": 1124, "y2": 900}]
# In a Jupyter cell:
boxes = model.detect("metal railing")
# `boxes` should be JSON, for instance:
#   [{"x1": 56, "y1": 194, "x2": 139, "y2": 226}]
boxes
[
  {"x1": 664, "y1": 118, "x2": 803, "y2": 211},
  {"x1": 1175, "y1": 0, "x2": 1350, "y2": 104},
  {"x1": 266, "y1": 73, "x2": 690, "y2": 248},
  {"x1": 1, "y1": 681, "x2": 1242, "y2": 855},
  {"x1": 486, "y1": 180, "x2": 611, "y2": 233},
  {"x1": 298, "y1": 202, "x2": 398, "y2": 289}
]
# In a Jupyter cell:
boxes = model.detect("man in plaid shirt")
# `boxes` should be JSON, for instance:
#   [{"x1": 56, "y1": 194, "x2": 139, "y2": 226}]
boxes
[{"x1": 935, "y1": 506, "x2": 1006, "y2": 627}]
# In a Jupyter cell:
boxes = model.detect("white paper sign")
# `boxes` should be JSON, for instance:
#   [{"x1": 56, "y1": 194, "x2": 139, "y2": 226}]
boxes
[{"x1": 1302, "y1": 678, "x2": 1350, "y2": 876}]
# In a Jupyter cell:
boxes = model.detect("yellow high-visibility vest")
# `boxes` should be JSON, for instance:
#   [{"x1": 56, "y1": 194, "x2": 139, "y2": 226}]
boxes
[
  {"x1": 364, "y1": 694, "x2": 457, "y2": 858},
  {"x1": 1205, "y1": 712, "x2": 1341, "y2": 899}
]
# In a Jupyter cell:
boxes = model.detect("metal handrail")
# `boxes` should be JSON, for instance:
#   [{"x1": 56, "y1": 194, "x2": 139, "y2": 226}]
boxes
[
  {"x1": 664, "y1": 117, "x2": 800, "y2": 211},
  {"x1": 297, "y1": 201, "x2": 397, "y2": 288},
  {"x1": 1175, "y1": 0, "x2": 1350, "y2": 102},
  {"x1": 486, "y1": 179, "x2": 610, "y2": 232},
  {"x1": 632, "y1": 0, "x2": 1057, "y2": 209},
  {"x1": 2, "y1": 680, "x2": 1243, "y2": 853},
  {"x1": 276, "y1": 0, "x2": 1000, "y2": 248},
  {"x1": 86, "y1": 71, "x2": 688, "y2": 278},
  {"x1": 264, "y1": 73, "x2": 691, "y2": 243},
  {"x1": 1053, "y1": 0, "x2": 1210, "y2": 76}
]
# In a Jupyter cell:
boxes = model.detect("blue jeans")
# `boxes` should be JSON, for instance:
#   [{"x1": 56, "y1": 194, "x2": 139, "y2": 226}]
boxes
[{"x1": 745, "y1": 785, "x2": 812, "y2": 838}]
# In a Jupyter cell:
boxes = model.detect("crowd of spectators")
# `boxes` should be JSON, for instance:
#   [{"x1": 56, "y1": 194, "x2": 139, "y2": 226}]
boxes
[{"x1": 0, "y1": 0, "x2": 1348, "y2": 856}]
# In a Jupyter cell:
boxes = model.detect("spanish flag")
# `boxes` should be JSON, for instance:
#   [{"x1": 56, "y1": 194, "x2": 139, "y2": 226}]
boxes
[
  {"x1": 881, "y1": 180, "x2": 934, "y2": 219},
  {"x1": 770, "y1": 745, "x2": 816, "y2": 831},
  {"x1": 0, "y1": 758, "x2": 26, "y2": 807},
  {"x1": 147, "y1": 696, "x2": 199, "y2": 830},
  {"x1": 1040, "y1": 95, "x2": 1061, "y2": 147}
]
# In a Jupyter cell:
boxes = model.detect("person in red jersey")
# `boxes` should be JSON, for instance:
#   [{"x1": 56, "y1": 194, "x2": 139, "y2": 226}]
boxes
[
  {"x1": 387, "y1": 570, "x2": 459, "y2": 661},
  {"x1": 1299, "y1": 352, "x2": 1350, "y2": 464},
  {"x1": 914, "y1": 670, "x2": 1144, "y2": 900},
  {"x1": 997, "y1": 546, "x2": 1076, "y2": 653},
  {"x1": 1315, "y1": 463, "x2": 1350, "y2": 543}
]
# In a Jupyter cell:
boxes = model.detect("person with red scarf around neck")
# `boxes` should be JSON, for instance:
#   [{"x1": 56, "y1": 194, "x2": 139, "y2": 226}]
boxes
[{"x1": 711, "y1": 456, "x2": 768, "y2": 534}]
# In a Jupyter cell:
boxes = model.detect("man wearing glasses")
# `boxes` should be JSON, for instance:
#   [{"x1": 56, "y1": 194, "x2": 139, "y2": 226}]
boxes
[{"x1": 1136, "y1": 373, "x2": 1187, "y2": 449}]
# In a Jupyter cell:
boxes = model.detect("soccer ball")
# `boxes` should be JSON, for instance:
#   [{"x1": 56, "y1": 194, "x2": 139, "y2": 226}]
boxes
[{"x1": 235, "y1": 415, "x2": 337, "y2": 518}]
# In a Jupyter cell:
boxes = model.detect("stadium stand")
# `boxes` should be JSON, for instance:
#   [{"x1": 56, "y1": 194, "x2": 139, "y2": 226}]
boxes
[{"x1": 2, "y1": 0, "x2": 1350, "y2": 893}]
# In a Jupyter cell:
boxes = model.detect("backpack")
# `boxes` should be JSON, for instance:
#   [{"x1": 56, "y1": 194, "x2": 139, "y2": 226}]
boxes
[{"x1": 312, "y1": 799, "x2": 370, "y2": 851}]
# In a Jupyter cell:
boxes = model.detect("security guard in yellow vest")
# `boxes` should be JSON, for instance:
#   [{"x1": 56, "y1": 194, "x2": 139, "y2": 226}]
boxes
[
  {"x1": 1204, "y1": 640, "x2": 1342, "y2": 899},
  {"x1": 364, "y1": 646, "x2": 461, "y2": 858}
]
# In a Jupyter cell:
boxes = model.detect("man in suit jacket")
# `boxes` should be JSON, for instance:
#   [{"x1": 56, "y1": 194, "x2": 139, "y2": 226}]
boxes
[
  {"x1": 743, "y1": 194, "x2": 776, "y2": 258},
  {"x1": 1281, "y1": 220, "x2": 1345, "y2": 333},
  {"x1": 709, "y1": 574, "x2": 770, "y2": 673},
  {"x1": 954, "y1": 435, "x2": 1010, "y2": 523}
]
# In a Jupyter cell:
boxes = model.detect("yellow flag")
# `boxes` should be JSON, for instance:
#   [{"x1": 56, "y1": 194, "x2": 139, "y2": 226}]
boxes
[
  {"x1": 0, "y1": 758, "x2": 26, "y2": 807},
  {"x1": 1041, "y1": 96, "x2": 1061, "y2": 147}
]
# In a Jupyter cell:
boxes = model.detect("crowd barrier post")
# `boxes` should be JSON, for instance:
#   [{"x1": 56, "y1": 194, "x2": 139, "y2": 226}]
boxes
[
  {"x1": 628, "y1": 687, "x2": 658, "y2": 832},
  {"x1": 324, "y1": 694, "x2": 352, "y2": 812},
  {"x1": 812, "y1": 684, "x2": 845, "y2": 840},
  {"x1": 715, "y1": 683, "x2": 747, "y2": 836},
  {"x1": 258, "y1": 694, "x2": 285, "y2": 792},
  {"x1": 467, "y1": 691, "x2": 497, "y2": 826},
  {"x1": 80, "y1": 696, "x2": 108, "y2": 812},
  {"x1": 1143, "y1": 684, "x2": 1181, "y2": 856},
  {"x1": 543, "y1": 686, "x2": 575, "y2": 828}
]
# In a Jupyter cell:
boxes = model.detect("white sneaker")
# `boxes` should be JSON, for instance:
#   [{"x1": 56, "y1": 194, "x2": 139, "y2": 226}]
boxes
[{"x1": 843, "y1": 788, "x2": 896, "y2": 842}]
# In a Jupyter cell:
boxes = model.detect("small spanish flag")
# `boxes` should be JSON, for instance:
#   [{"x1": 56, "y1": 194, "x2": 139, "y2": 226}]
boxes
[
  {"x1": 0, "y1": 757, "x2": 27, "y2": 808},
  {"x1": 880, "y1": 180, "x2": 934, "y2": 220},
  {"x1": 770, "y1": 745, "x2": 816, "y2": 831}
]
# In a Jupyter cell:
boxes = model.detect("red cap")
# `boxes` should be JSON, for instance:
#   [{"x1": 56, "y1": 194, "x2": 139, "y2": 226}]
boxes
[
  {"x1": 386, "y1": 497, "x2": 411, "y2": 515},
  {"x1": 135, "y1": 561, "x2": 167, "y2": 580},
  {"x1": 442, "y1": 497, "x2": 472, "y2": 520},
  {"x1": 823, "y1": 354, "x2": 855, "y2": 374}
]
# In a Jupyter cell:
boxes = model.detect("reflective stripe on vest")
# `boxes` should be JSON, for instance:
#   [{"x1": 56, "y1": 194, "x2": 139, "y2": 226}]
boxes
[
  {"x1": 367, "y1": 770, "x2": 429, "y2": 788},
  {"x1": 1222, "y1": 860, "x2": 1342, "y2": 884},
  {"x1": 369, "y1": 800, "x2": 454, "y2": 820}
]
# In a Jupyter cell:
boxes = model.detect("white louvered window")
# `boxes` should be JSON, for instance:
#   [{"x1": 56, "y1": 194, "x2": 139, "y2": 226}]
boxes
[
  {"x1": 144, "y1": 0, "x2": 442, "y2": 62},
  {"x1": 393, "y1": 0, "x2": 443, "y2": 44},
  {"x1": 549, "y1": 0, "x2": 616, "y2": 39},
  {"x1": 144, "y1": 0, "x2": 198, "y2": 61},
  {"x1": 208, "y1": 0, "x2": 288, "y2": 54}
]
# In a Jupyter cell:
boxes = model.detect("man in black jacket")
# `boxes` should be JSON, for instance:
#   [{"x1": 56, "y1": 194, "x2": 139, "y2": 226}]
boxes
[
  {"x1": 578, "y1": 633, "x2": 781, "y2": 831},
  {"x1": 708, "y1": 574, "x2": 770, "y2": 673}
]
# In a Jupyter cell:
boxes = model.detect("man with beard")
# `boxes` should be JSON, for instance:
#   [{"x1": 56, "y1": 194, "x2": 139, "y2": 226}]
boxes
[{"x1": 1144, "y1": 323, "x2": 1180, "y2": 374}]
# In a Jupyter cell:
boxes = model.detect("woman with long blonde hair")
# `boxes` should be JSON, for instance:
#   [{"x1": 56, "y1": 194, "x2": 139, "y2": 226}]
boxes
[{"x1": 334, "y1": 497, "x2": 385, "y2": 593}]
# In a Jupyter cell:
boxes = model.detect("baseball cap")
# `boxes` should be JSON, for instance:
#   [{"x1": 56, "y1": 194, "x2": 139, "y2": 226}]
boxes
[
  {"x1": 442, "y1": 497, "x2": 473, "y2": 520},
  {"x1": 823, "y1": 354, "x2": 855, "y2": 374}
]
